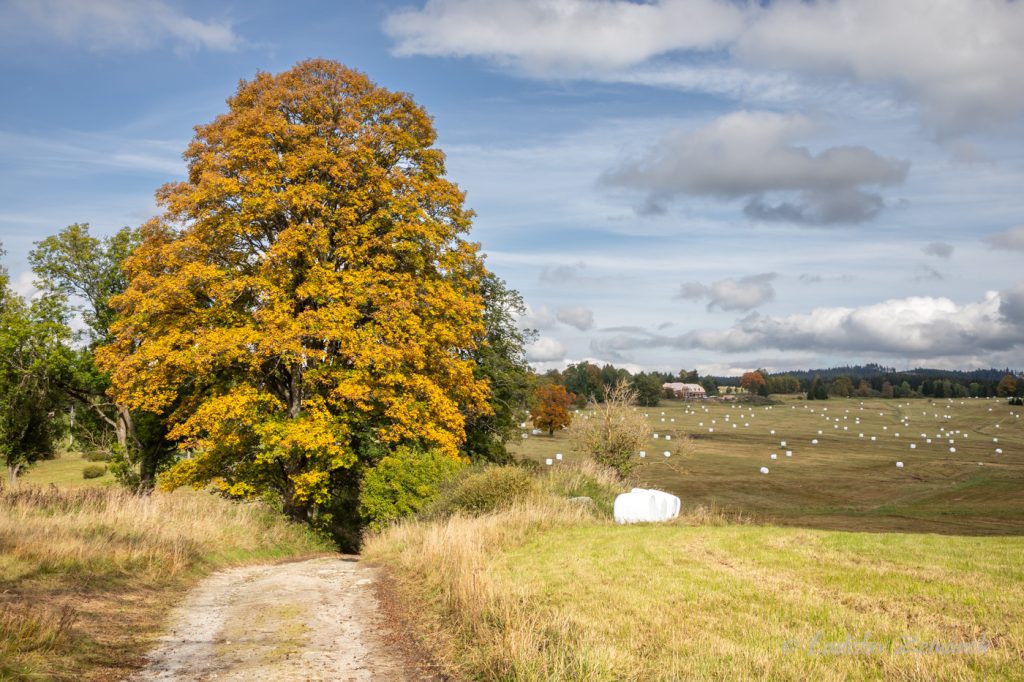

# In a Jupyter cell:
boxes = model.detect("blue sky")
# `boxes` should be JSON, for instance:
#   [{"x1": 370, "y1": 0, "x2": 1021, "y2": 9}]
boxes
[{"x1": 2, "y1": 0, "x2": 1024, "y2": 376}]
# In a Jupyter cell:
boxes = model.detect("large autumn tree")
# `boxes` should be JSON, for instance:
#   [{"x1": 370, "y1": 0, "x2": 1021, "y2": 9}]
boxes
[{"x1": 98, "y1": 60, "x2": 492, "y2": 523}]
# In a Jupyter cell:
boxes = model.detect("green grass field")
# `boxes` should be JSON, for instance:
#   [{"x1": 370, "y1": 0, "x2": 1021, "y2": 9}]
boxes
[
  {"x1": 510, "y1": 396, "x2": 1024, "y2": 535},
  {"x1": 18, "y1": 451, "x2": 114, "y2": 488}
]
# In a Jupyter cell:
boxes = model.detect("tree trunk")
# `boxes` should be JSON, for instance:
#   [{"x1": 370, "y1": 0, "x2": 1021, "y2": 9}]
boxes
[{"x1": 7, "y1": 462, "x2": 23, "y2": 488}]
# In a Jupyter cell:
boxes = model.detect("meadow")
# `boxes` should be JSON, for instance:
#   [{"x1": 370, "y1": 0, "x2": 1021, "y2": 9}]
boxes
[
  {"x1": 0, "y1": 481, "x2": 332, "y2": 681},
  {"x1": 510, "y1": 395, "x2": 1024, "y2": 536},
  {"x1": 367, "y1": 395, "x2": 1024, "y2": 680}
]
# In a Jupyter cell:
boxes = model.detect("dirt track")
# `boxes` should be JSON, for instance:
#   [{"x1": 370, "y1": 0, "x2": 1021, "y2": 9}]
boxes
[{"x1": 132, "y1": 557, "x2": 417, "y2": 681}]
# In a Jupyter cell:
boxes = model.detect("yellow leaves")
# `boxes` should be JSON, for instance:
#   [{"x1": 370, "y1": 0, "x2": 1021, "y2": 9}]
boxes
[{"x1": 98, "y1": 59, "x2": 495, "y2": 518}]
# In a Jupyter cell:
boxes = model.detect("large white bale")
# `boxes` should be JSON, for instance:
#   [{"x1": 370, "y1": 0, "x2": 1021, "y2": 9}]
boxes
[
  {"x1": 896, "y1": 461, "x2": 904, "y2": 468},
  {"x1": 759, "y1": 466, "x2": 769, "y2": 474},
  {"x1": 614, "y1": 488, "x2": 680, "y2": 524}
]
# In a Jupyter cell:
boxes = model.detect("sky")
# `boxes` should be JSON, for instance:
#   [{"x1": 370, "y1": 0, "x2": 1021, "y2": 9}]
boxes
[{"x1": 2, "y1": 0, "x2": 1024, "y2": 377}]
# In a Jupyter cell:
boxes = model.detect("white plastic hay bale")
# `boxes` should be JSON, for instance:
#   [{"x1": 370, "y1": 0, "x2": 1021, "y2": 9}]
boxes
[
  {"x1": 870, "y1": 436, "x2": 876, "y2": 441},
  {"x1": 811, "y1": 439, "x2": 818, "y2": 444},
  {"x1": 910, "y1": 444, "x2": 916, "y2": 449},
  {"x1": 521, "y1": 433, "x2": 528, "y2": 439},
  {"x1": 614, "y1": 488, "x2": 680, "y2": 524},
  {"x1": 653, "y1": 433, "x2": 660, "y2": 439},
  {"x1": 770, "y1": 453, "x2": 777, "y2": 460},
  {"x1": 666, "y1": 435, "x2": 672, "y2": 441},
  {"x1": 996, "y1": 448, "x2": 1003, "y2": 455},
  {"x1": 785, "y1": 450, "x2": 792, "y2": 457},
  {"x1": 708, "y1": 428, "x2": 714, "y2": 433},
  {"x1": 639, "y1": 451, "x2": 646, "y2": 458},
  {"x1": 780, "y1": 440, "x2": 787, "y2": 447},
  {"x1": 759, "y1": 466, "x2": 770, "y2": 474},
  {"x1": 555, "y1": 453, "x2": 563, "y2": 461},
  {"x1": 950, "y1": 447, "x2": 956, "y2": 453},
  {"x1": 770, "y1": 430, "x2": 776, "y2": 435},
  {"x1": 532, "y1": 428, "x2": 541, "y2": 435},
  {"x1": 663, "y1": 451, "x2": 671, "y2": 457},
  {"x1": 545, "y1": 458, "x2": 553, "y2": 466},
  {"x1": 896, "y1": 461, "x2": 904, "y2": 468}
]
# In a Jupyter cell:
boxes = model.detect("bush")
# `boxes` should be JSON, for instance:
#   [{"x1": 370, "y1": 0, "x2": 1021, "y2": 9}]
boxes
[
  {"x1": 82, "y1": 464, "x2": 107, "y2": 479},
  {"x1": 83, "y1": 451, "x2": 113, "y2": 462},
  {"x1": 359, "y1": 446, "x2": 465, "y2": 533},
  {"x1": 431, "y1": 466, "x2": 537, "y2": 517},
  {"x1": 569, "y1": 382, "x2": 649, "y2": 479}
]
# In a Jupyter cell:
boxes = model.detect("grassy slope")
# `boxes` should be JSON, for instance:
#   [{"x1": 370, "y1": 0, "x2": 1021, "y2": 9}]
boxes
[
  {"x1": 18, "y1": 451, "x2": 114, "y2": 488},
  {"x1": 510, "y1": 396, "x2": 1024, "y2": 535},
  {"x1": 368, "y1": 507, "x2": 1024, "y2": 681},
  {"x1": 0, "y1": 484, "x2": 333, "y2": 681}
]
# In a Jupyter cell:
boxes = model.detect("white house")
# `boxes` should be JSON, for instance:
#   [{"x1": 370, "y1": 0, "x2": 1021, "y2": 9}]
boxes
[{"x1": 663, "y1": 382, "x2": 706, "y2": 400}]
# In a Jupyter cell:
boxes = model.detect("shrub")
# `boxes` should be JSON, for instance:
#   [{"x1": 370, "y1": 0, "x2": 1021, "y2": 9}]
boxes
[
  {"x1": 82, "y1": 464, "x2": 107, "y2": 479},
  {"x1": 569, "y1": 381, "x2": 650, "y2": 479},
  {"x1": 83, "y1": 451, "x2": 113, "y2": 462},
  {"x1": 359, "y1": 446, "x2": 465, "y2": 533},
  {"x1": 431, "y1": 465, "x2": 537, "y2": 516}
]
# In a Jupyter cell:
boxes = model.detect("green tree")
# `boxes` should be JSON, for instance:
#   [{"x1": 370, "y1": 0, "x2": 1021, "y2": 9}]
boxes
[
  {"x1": 830, "y1": 376, "x2": 854, "y2": 398},
  {"x1": 808, "y1": 375, "x2": 829, "y2": 401},
  {"x1": 461, "y1": 272, "x2": 533, "y2": 464},
  {"x1": 997, "y1": 374, "x2": 1018, "y2": 398},
  {"x1": 0, "y1": 256, "x2": 72, "y2": 485},
  {"x1": 632, "y1": 373, "x2": 663, "y2": 407},
  {"x1": 699, "y1": 376, "x2": 719, "y2": 396},
  {"x1": 29, "y1": 223, "x2": 173, "y2": 490}
]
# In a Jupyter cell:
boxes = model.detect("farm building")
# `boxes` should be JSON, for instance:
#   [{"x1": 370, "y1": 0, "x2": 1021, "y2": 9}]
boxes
[{"x1": 663, "y1": 382, "x2": 706, "y2": 399}]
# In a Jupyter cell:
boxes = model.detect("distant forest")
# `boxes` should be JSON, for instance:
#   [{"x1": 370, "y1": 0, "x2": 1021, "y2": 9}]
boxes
[{"x1": 542, "y1": 362, "x2": 1023, "y2": 406}]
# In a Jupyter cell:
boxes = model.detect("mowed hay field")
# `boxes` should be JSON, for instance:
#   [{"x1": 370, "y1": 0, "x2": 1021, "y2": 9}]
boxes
[{"x1": 510, "y1": 396, "x2": 1024, "y2": 535}]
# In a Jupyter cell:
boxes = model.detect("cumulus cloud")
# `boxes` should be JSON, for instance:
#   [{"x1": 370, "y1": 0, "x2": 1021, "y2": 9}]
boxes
[
  {"x1": 733, "y1": 0, "x2": 1024, "y2": 137},
  {"x1": 986, "y1": 226, "x2": 1024, "y2": 252},
  {"x1": 677, "y1": 272, "x2": 776, "y2": 311},
  {"x1": 385, "y1": 0, "x2": 743, "y2": 74},
  {"x1": 516, "y1": 303, "x2": 559, "y2": 331},
  {"x1": 2, "y1": 0, "x2": 240, "y2": 52},
  {"x1": 526, "y1": 336, "x2": 567, "y2": 362},
  {"x1": 602, "y1": 111, "x2": 908, "y2": 224},
  {"x1": 556, "y1": 305, "x2": 594, "y2": 331},
  {"x1": 385, "y1": 0, "x2": 1024, "y2": 136},
  {"x1": 922, "y1": 241, "x2": 954, "y2": 259},
  {"x1": 592, "y1": 286, "x2": 1024, "y2": 360}
]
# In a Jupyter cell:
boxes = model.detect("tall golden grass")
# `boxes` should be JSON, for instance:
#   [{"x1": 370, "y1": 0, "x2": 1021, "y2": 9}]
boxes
[{"x1": 0, "y1": 484, "x2": 331, "y2": 680}]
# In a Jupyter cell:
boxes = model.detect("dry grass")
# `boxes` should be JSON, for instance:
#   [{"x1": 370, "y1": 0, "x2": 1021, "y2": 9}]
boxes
[
  {"x1": 0, "y1": 484, "x2": 332, "y2": 681},
  {"x1": 366, "y1": 465, "x2": 1024, "y2": 680}
]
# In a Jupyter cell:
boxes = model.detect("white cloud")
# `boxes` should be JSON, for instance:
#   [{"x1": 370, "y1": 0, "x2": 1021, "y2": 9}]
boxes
[
  {"x1": 593, "y1": 286, "x2": 1024, "y2": 360},
  {"x1": 385, "y1": 0, "x2": 743, "y2": 74},
  {"x1": 602, "y1": 111, "x2": 908, "y2": 224},
  {"x1": 734, "y1": 0, "x2": 1024, "y2": 137},
  {"x1": 3, "y1": 0, "x2": 240, "y2": 52},
  {"x1": 386, "y1": 0, "x2": 1024, "y2": 136},
  {"x1": 526, "y1": 336, "x2": 567, "y2": 362},
  {"x1": 986, "y1": 226, "x2": 1024, "y2": 252},
  {"x1": 556, "y1": 305, "x2": 594, "y2": 331},
  {"x1": 677, "y1": 272, "x2": 776, "y2": 312},
  {"x1": 516, "y1": 303, "x2": 559, "y2": 331}
]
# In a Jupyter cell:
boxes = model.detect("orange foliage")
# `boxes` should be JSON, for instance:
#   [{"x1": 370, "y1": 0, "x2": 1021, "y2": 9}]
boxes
[
  {"x1": 532, "y1": 385, "x2": 576, "y2": 436},
  {"x1": 740, "y1": 371, "x2": 766, "y2": 394},
  {"x1": 96, "y1": 60, "x2": 491, "y2": 519}
]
